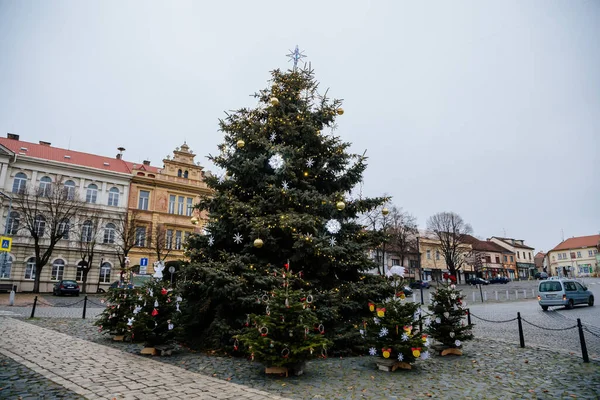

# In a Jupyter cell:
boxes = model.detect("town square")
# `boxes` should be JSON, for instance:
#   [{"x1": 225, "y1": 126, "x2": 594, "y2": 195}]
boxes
[{"x1": 0, "y1": 1, "x2": 599, "y2": 399}]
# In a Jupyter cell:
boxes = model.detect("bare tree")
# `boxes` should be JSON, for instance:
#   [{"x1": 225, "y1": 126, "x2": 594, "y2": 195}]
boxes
[
  {"x1": 113, "y1": 210, "x2": 140, "y2": 277},
  {"x1": 152, "y1": 223, "x2": 173, "y2": 264},
  {"x1": 361, "y1": 202, "x2": 391, "y2": 275},
  {"x1": 426, "y1": 212, "x2": 473, "y2": 278},
  {"x1": 75, "y1": 209, "x2": 103, "y2": 294},
  {"x1": 386, "y1": 207, "x2": 418, "y2": 268},
  {"x1": 12, "y1": 181, "x2": 84, "y2": 293}
]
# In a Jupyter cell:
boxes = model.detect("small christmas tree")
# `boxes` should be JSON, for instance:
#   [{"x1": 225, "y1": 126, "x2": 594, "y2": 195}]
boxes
[
  {"x1": 426, "y1": 278, "x2": 474, "y2": 356},
  {"x1": 236, "y1": 263, "x2": 331, "y2": 375},
  {"x1": 362, "y1": 266, "x2": 430, "y2": 370},
  {"x1": 133, "y1": 278, "x2": 183, "y2": 351},
  {"x1": 94, "y1": 285, "x2": 143, "y2": 341}
]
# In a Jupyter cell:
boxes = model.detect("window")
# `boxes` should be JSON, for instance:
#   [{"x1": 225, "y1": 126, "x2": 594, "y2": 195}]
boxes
[
  {"x1": 575, "y1": 282, "x2": 586, "y2": 291},
  {"x1": 175, "y1": 230, "x2": 182, "y2": 250},
  {"x1": 166, "y1": 229, "x2": 173, "y2": 249},
  {"x1": 595, "y1": 250, "x2": 598, "y2": 254},
  {"x1": 6, "y1": 211, "x2": 19, "y2": 235},
  {"x1": 25, "y1": 258, "x2": 36, "y2": 280},
  {"x1": 517, "y1": 252, "x2": 520, "y2": 259},
  {"x1": 562, "y1": 252, "x2": 567, "y2": 259},
  {"x1": 435, "y1": 251, "x2": 440, "y2": 260},
  {"x1": 576, "y1": 251, "x2": 582, "y2": 258},
  {"x1": 177, "y1": 169, "x2": 182, "y2": 177},
  {"x1": 39, "y1": 176, "x2": 52, "y2": 196},
  {"x1": 58, "y1": 218, "x2": 70, "y2": 240},
  {"x1": 34, "y1": 215, "x2": 46, "y2": 236},
  {"x1": 0, "y1": 254, "x2": 12, "y2": 279},
  {"x1": 186, "y1": 198, "x2": 193, "y2": 216},
  {"x1": 184, "y1": 231, "x2": 190, "y2": 244},
  {"x1": 168, "y1": 195, "x2": 176, "y2": 214},
  {"x1": 63, "y1": 180, "x2": 76, "y2": 200},
  {"x1": 81, "y1": 220, "x2": 94, "y2": 242},
  {"x1": 104, "y1": 223, "x2": 116, "y2": 244},
  {"x1": 183, "y1": 170, "x2": 189, "y2": 178},
  {"x1": 510, "y1": 256, "x2": 514, "y2": 262},
  {"x1": 99, "y1": 262, "x2": 111, "y2": 283},
  {"x1": 138, "y1": 190, "x2": 150, "y2": 210},
  {"x1": 177, "y1": 196, "x2": 184, "y2": 215},
  {"x1": 495, "y1": 256, "x2": 500, "y2": 264},
  {"x1": 108, "y1": 187, "x2": 119, "y2": 207},
  {"x1": 86, "y1": 184, "x2": 98, "y2": 203},
  {"x1": 503, "y1": 255, "x2": 507, "y2": 262},
  {"x1": 12, "y1": 172, "x2": 27, "y2": 194},
  {"x1": 135, "y1": 227, "x2": 146, "y2": 247},
  {"x1": 76, "y1": 262, "x2": 85, "y2": 281},
  {"x1": 426, "y1": 250, "x2": 431, "y2": 259},
  {"x1": 392, "y1": 258, "x2": 400, "y2": 266},
  {"x1": 589, "y1": 250, "x2": 594, "y2": 257},
  {"x1": 528, "y1": 252, "x2": 532, "y2": 260},
  {"x1": 485, "y1": 256, "x2": 491, "y2": 263},
  {"x1": 564, "y1": 282, "x2": 577, "y2": 292},
  {"x1": 51, "y1": 259, "x2": 65, "y2": 281}
]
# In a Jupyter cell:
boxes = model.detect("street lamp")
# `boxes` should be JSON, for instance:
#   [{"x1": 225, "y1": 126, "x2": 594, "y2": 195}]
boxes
[{"x1": 416, "y1": 234, "x2": 424, "y2": 305}]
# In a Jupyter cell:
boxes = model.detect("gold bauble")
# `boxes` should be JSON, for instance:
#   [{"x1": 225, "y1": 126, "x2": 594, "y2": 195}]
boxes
[
  {"x1": 236, "y1": 139, "x2": 245, "y2": 149},
  {"x1": 382, "y1": 208, "x2": 389, "y2": 216},
  {"x1": 337, "y1": 108, "x2": 344, "y2": 115},
  {"x1": 336, "y1": 201, "x2": 346, "y2": 211},
  {"x1": 270, "y1": 97, "x2": 280, "y2": 106},
  {"x1": 253, "y1": 238, "x2": 264, "y2": 248},
  {"x1": 190, "y1": 216, "x2": 199, "y2": 225}
]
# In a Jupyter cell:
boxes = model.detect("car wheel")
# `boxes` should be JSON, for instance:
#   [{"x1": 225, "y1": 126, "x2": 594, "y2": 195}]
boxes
[
  {"x1": 589, "y1": 296, "x2": 594, "y2": 307},
  {"x1": 541, "y1": 305, "x2": 548, "y2": 311},
  {"x1": 567, "y1": 299, "x2": 574, "y2": 309}
]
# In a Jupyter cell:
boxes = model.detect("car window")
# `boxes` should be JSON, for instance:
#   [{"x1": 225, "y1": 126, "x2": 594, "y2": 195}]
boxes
[
  {"x1": 62, "y1": 280, "x2": 77, "y2": 284},
  {"x1": 564, "y1": 282, "x2": 577, "y2": 291},
  {"x1": 574, "y1": 282, "x2": 585, "y2": 291},
  {"x1": 539, "y1": 281, "x2": 562, "y2": 292}
]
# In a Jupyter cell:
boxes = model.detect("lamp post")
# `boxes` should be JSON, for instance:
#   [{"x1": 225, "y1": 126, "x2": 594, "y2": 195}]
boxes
[
  {"x1": 416, "y1": 235, "x2": 424, "y2": 305},
  {"x1": 0, "y1": 191, "x2": 12, "y2": 281},
  {"x1": 381, "y1": 207, "x2": 389, "y2": 276}
]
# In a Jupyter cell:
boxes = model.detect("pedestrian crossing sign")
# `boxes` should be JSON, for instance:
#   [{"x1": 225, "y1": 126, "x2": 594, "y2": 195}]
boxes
[{"x1": 0, "y1": 237, "x2": 12, "y2": 252}]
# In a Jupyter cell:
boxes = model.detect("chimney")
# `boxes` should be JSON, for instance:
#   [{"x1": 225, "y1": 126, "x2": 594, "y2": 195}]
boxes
[
  {"x1": 116, "y1": 147, "x2": 125, "y2": 160},
  {"x1": 39, "y1": 141, "x2": 51, "y2": 146},
  {"x1": 116, "y1": 154, "x2": 122, "y2": 160},
  {"x1": 143, "y1": 160, "x2": 151, "y2": 166},
  {"x1": 7, "y1": 133, "x2": 19, "y2": 140}
]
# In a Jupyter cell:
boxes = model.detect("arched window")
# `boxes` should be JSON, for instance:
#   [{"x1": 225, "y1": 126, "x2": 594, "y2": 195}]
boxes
[
  {"x1": 177, "y1": 169, "x2": 182, "y2": 177},
  {"x1": 183, "y1": 170, "x2": 189, "y2": 178},
  {"x1": 25, "y1": 257, "x2": 36, "y2": 280},
  {"x1": 12, "y1": 172, "x2": 27, "y2": 194},
  {"x1": 86, "y1": 184, "x2": 98, "y2": 203},
  {"x1": 34, "y1": 215, "x2": 46, "y2": 237},
  {"x1": 104, "y1": 223, "x2": 116, "y2": 244},
  {"x1": 63, "y1": 180, "x2": 76, "y2": 200},
  {"x1": 108, "y1": 187, "x2": 119, "y2": 207},
  {"x1": 51, "y1": 259, "x2": 65, "y2": 281},
  {"x1": 0, "y1": 254, "x2": 13, "y2": 279},
  {"x1": 7, "y1": 211, "x2": 19, "y2": 235},
  {"x1": 39, "y1": 176, "x2": 52, "y2": 196},
  {"x1": 81, "y1": 220, "x2": 93, "y2": 242},
  {"x1": 99, "y1": 262, "x2": 111, "y2": 283},
  {"x1": 58, "y1": 218, "x2": 70, "y2": 240},
  {"x1": 76, "y1": 261, "x2": 86, "y2": 281}
]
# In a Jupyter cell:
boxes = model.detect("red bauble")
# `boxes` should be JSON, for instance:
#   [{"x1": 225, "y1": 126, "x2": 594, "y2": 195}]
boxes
[
  {"x1": 161, "y1": 288, "x2": 168, "y2": 295},
  {"x1": 151, "y1": 308, "x2": 158, "y2": 316}
]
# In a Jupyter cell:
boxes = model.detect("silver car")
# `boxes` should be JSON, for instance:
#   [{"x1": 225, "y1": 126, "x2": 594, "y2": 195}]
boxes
[{"x1": 537, "y1": 279, "x2": 594, "y2": 311}]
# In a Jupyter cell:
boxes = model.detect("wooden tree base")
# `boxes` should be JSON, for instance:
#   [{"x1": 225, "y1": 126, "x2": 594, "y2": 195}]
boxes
[
  {"x1": 440, "y1": 348, "x2": 463, "y2": 356},
  {"x1": 112, "y1": 335, "x2": 125, "y2": 342},
  {"x1": 265, "y1": 366, "x2": 289, "y2": 377},
  {"x1": 376, "y1": 359, "x2": 412, "y2": 372},
  {"x1": 140, "y1": 347, "x2": 158, "y2": 356},
  {"x1": 264, "y1": 362, "x2": 306, "y2": 377}
]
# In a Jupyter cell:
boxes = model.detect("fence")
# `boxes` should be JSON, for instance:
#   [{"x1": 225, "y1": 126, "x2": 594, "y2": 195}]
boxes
[
  {"x1": 18, "y1": 295, "x2": 106, "y2": 319},
  {"x1": 411, "y1": 288, "x2": 539, "y2": 304}
]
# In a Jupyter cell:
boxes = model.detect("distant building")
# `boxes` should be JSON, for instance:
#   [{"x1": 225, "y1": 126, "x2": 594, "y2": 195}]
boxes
[
  {"x1": 463, "y1": 235, "x2": 516, "y2": 279},
  {"x1": 546, "y1": 235, "x2": 599, "y2": 278},
  {"x1": 534, "y1": 251, "x2": 546, "y2": 273},
  {"x1": 489, "y1": 237, "x2": 536, "y2": 279}
]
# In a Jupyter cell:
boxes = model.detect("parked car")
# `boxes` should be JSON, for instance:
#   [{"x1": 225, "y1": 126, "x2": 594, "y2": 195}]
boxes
[
  {"x1": 52, "y1": 280, "x2": 80, "y2": 296},
  {"x1": 409, "y1": 280, "x2": 430, "y2": 289},
  {"x1": 537, "y1": 279, "x2": 594, "y2": 311},
  {"x1": 396, "y1": 286, "x2": 413, "y2": 297},
  {"x1": 109, "y1": 274, "x2": 153, "y2": 289},
  {"x1": 489, "y1": 276, "x2": 510, "y2": 284},
  {"x1": 467, "y1": 277, "x2": 489, "y2": 286},
  {"x1": 534, "y1": 272, "x2": 549, "y2": 280}
]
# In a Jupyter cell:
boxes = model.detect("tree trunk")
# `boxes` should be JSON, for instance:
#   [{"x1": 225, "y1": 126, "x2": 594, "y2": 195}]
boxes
[
  {"x1": 33, "y1": 265, "x2": 44, "y2": 293},
  {"x1": 81, "y1": 270, "x2": 89, "y2": 294}
]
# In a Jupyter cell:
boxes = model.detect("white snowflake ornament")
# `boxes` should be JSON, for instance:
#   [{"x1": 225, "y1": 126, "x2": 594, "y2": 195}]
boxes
[
  {"x1": 306, "y1": 157, "x2": 314, "y2": 168},
  {"x1": 397, "y1": 353, "x2": 404, "y2": 361},
  {"x1": 379, "y1": 327, "x2": 389, "y2": 337},
  {"x1": 233, "y1": 233, "x2": 243, "y2": 244},
  {"x1": 325, "y1": 219, "x2": 342, "y2": 234},
  {"x1": 420, "y1": 351, "x2": 430, "y2": 360},
  {"x1": 268, "y1": 153, "x2": 284, "y2": 171},
  {"x1": 207, "y1": 236, "x2": 215, "y2": 246},
  {"x1": 373, "y1": 317, "x2": 380, "y2": 325},
  {"x1": 455, "y1": 340, "x2": 462, "y2": 347},
  {"x1": 281, "y1": 180, "x2": 289, "y2": 190},
  {"x1": 269, "y1": 132, "x2": 277, "y2": 142},
  {"x1": 401, "y1": 333, "x2": 409, "y2": 341},
  {"x1": 329, "y1": 237, "x2": 336, "y2": 247},
  {"x1": 368, "y1": 347, "x2": 377, "y2": 356}
]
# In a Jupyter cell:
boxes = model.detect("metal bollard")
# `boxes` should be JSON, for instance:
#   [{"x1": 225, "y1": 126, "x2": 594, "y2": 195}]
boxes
[
  {"x1": 515, "y1": 290, "x2": 518, "y2": 300},
  {"x1": 412, "y1": 294, "x2": 416, "y2": 303},
  {"x1": 30, "y1": 296, "x2": 38, "y2": 318},
  {"x1": 523, "y1": 290, "x2": 526, "y2": 299},
  {"x1": 466, "y1": 308, "x2": 471, "y2": 325},
  {"x1": 484, "y1": 292, "x2": 487, "y2": 301},
  {"x1": 506, "y1": 290, "x2": 509, "y2": 300},
  {"x1": 9, "y1": 287, "x2": 15, "y2": 306},
  {"x1": 495, "y1": 291, "x2": 498, "y2": 301},
  {"x1": 472, "y1": 292, "x2": 475, "y2": 302},
  {"x1": 577, "y1": 319, "x2": 589, "y2": 363},
  {"x1": 517, "y1": 312, "x2": 525, "y2": 348},
  {"x1": 532, "y1": 289, "x2": 535, "y2": 297},
  {"x1": 82, "y1": 295, "x2": 88, "y2": 319}
]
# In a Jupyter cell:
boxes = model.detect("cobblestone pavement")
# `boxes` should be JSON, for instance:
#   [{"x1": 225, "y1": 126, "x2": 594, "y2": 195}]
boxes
[
  {"x1": 0, "y1": 318, "x2": 289, "y2": 400},
  {"x1": 8, "y1": 317, "x2": 599, "y2": 400}
]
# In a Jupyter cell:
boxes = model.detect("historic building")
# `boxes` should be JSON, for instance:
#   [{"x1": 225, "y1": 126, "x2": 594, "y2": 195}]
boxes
[
  {"x1": 462, "y1": 235, "x2": 516, "y2": 279},
  {"x1": 0, "y1": 134, "x2": 131, "y2": 292},
  {"x1": 417, "y1": 232, "x2": 474, "y2": 283},
  {"x1": 126, "y1": 142, "x2": 211, "y2": 275},
  {"x1": 546, "y1": 235, "x2": 599, "y2": 278},
  {"x1": 489, "y1": 237, "x2": 535, "y2": 279}
]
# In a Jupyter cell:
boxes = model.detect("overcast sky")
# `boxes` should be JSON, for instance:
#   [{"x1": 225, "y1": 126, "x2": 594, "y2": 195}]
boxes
[{"x1": 1, "y1": 0, "x2": 598, "y2": 253}]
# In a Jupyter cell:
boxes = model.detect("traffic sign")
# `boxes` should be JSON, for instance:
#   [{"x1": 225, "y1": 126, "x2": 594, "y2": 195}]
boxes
[
  {"x1": 0, "y1": 237, "x2": 12, "y2": 252},
  {"x1": 140, "y1": 258, "x2": 148, "y2": 267},
  {"x1": 169, "y1": 266, "x2": 175, "y2": 274}
]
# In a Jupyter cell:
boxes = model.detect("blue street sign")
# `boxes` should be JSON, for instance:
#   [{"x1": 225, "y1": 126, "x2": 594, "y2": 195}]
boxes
[
  {"x1": 0, "y1": 237, "x2": 12, "y2": 252},
  {"x1": 140, "y1": 258, "x2": 148, "y2": 267}
]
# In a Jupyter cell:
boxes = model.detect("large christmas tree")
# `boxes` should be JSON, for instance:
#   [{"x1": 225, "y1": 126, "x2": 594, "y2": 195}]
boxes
[{"x1": 180, "y1": 54, "x2": 391, "y2": 352}]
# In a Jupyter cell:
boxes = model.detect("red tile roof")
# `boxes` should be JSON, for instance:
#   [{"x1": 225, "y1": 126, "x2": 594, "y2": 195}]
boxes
[
  {"x1": 550, "y1": 235, "x2": 600, "y2": 252},
  {"x1": 0, "y1": 137, "x2": 160, "y2": 174},
  {"x1": 490, "y1": 237, "x2": 535, "y2": 250},
  {"x1": 534, "y1": 251, "x2": 546, "y2": 259},
  {"x1": 463, "y1": 235, "x2": 510, "y2": 253}
]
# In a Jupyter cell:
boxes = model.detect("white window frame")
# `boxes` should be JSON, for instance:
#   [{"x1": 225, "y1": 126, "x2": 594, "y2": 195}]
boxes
[
  {"x1": 7, "y1": 211, "x2": 19, "y2": 235},
  {"x1": 135, "y1": 227, "x2": 146, "y2": 247},
  {"x1": 25, "y1": 258, "x2": 36, "y2": 280},
  {"x1": 34, "y1": 215, "x2": 46, "y2": 237},
  {"x1": 104, "y1": 223, "x2": 116, "y2": 244},
  {"x1": 186, "y1": 198, "x2": 193, "y2": 216},
  {"x1": 51, "y1": 259, "x2": 65, "y2": 281},
  {"x1": 177, "y1": 196, "x2": 184, "y2": 215},
  {"x1": 86, "y1": 184, "x2": 98, "y2": 203},
  {"x1": 81, "y1": 220, "x2": 94, "y2": 242},
  {"x1": 99, "y1": 262, "x2": 111, "y2": 283},
  {"x1": 0, "y1": 254, "x2": 12, "y2": 279},
  {"x1": 12, "y1": 172, "x2": 27, "y2": 194},
  {"x1": 168, "y1": 195, "x2": 176, "y2": 214},
  {"x1": 58, "y1": 218, "x2": 70, "y2": 240},
  {"x1": 39, "y1": 176, "x2": 52, "y2": 197},
  {"x1": 138, "y1": 190, "x2": 150, "y2": 210},
  {"x1": 166, "y1": 229, "x2": 173, "y2": 249},
  {"x1": 175, "y1": 230, "x2": 182, "y2": 250},
  {"x1": 108, "y1": 187, "x2": 120, "y2": 207},
  {"x1": 63, "y1": 180, "x2": 76, "y2": 200}
]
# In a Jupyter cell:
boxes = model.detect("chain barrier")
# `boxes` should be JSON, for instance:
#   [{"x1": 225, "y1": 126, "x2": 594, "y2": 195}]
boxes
[
  {"x1": 583, "y1": 326, "x2": 600, "y2": 339},
  {"x1": 521, "y1": 318, "x2": 577, "y2": 331},
  {"x1": 469, "y1": 312, "x2": 518, "y2": 323},
  {"x1": 86, "y1": 299, "x2": 108, "y2": 308},
  {"x1": 36, "y1": 298, "x2": 86, "y2": 308}
]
